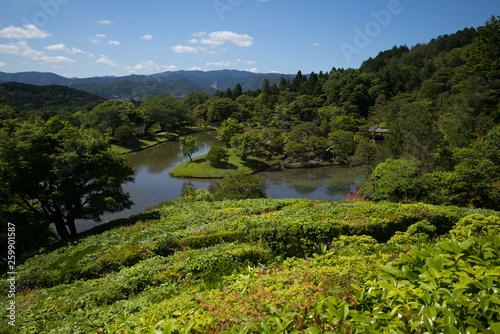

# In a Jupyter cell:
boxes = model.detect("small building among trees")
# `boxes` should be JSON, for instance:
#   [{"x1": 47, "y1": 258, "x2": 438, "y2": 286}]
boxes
[{"x1": 367, "y1": 125, "x2": 389, "y2": 144}]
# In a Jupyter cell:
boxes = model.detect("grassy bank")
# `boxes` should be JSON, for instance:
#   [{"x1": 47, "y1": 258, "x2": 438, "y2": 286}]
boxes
[{"x1": 169, "y1": 148, "x2": 276, "y2": 178}]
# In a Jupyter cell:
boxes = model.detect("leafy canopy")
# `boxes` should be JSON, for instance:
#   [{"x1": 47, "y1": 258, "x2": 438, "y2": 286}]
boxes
[{"x1": 0, "y1": 116, "x2": 134, "y2": 240}]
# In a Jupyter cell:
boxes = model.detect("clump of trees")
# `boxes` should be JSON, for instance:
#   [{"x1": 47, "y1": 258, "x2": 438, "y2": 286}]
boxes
[
  {"x1": 206, "y1": 146, "x2": 229, "y2": 167},
  {"x1": 0, "y1": 116, "x2": 135, "y2": 241}
]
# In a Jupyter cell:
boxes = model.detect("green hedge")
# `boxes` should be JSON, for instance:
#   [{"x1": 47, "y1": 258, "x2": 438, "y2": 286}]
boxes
[{"x1": 179, "y1": 230, "x2": 246, "y2": 249}]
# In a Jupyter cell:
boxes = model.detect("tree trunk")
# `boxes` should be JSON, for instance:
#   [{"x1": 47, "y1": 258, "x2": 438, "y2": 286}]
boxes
[
  {"x1": 66, "y1": 217, "x2": 78, "y2": 237},
  {"x1": 54, "y1": 220, "x2": 70, "y2": 241}
]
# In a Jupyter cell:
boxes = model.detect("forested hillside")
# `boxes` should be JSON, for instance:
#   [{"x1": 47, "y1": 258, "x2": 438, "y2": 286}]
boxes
[{"x1": 0, "y1": 82, "x2": 106, "y2": 121}]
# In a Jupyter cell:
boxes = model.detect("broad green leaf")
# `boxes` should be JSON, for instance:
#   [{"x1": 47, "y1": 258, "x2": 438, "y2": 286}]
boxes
[{"x1": 444, "y1": 325, "x2": 460, "y2": 334}]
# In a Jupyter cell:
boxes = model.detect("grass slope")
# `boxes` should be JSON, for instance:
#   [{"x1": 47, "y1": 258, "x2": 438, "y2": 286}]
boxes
[
  {"x1": 170, "y1": 148, "x2": 273, "y2": 178},
  {"x1": 1, "y1": 199, "x2": 498, "y2": 333}
]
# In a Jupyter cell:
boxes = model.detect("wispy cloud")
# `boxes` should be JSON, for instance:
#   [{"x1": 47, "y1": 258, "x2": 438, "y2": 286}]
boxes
[
  {"x1": 0, "y1": 61, "x2": 6, "y2": 67},
  {"x1": 88, "y1": 34, "x2": 106, "y2": 44},
  {"x1": 98, "y1": 20, "x2": 113, "y2": 25},
  {"x1": 108, "y1": 40, "x2": 120, "y2": 46},
  {"x1": 205, "y1": 60, "x2": 237, "y2": 67},
  {"x1": 0, "y1": 24, "x2": 51, "y2": 39},
  {"x1": 173, "y1": 31, "x2": 254, "y2": 56},
  {"x1": 237, "y1": 59, "x2": 257, "y2": 65},
  {"x1": 0, "y1": 41, "x2": 74, "y2": 64},
  {"x1": 140, "y1": 34, "x2": 152, "y2": 40},
  {"x1": 44, "y1": 44, "x2": 86, "y2": 54},
  {"x1": 125, "y1": 60, "x2": 177, "y2": 73},
  {"x1": 94, "y1": 54, "x2": 117, "y2": 66},
  {"x1": 171, "y1": 45, "x2": 199, "y2": 54}
]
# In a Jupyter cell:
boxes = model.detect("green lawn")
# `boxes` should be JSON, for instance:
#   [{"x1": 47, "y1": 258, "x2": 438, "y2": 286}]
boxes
[{"x1": 170, "y1": 148, "x2": 273, "y2": 178}]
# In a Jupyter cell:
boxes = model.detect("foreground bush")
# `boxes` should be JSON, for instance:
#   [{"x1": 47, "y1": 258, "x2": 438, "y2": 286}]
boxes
[{"x1": 1, "y1": 198, "x2": 498, "y2": 333}]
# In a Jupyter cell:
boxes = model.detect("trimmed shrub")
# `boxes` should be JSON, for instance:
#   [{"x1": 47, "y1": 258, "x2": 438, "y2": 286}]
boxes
[
  {"x1": 179, "y1": 231, "x2": 246, "y2": 249},
  {"x1": 450, "y1": 213, "x2": 500, "y2": 238}
]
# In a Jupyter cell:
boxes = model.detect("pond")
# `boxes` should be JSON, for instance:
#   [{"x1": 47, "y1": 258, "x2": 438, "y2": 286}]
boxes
[{"x1": 77, "y1": 132, "x2": 363, "y2": 232}]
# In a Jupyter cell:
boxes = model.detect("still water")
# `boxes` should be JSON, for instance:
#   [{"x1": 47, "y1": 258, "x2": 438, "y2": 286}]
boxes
[{"x1": 78, "y1": 132, "x2": 362, "y2": 232}]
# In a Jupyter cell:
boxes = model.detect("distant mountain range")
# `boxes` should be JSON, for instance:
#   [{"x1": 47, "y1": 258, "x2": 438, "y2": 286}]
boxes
[{"x1": 0, "y1": 70, "x2": 294, "y2": 100}]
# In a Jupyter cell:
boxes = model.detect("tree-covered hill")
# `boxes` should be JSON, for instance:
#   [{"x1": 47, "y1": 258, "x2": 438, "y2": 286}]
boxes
[
  {"x1": 0, "y1": 82, "x2": 106, "y2": 120},
  {"x1": 0, "y1": 70, "x2": 295, "y2": 100}
]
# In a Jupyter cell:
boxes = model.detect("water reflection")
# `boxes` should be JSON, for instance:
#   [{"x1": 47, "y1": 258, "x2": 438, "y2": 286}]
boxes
[{"x1": 256, "y1": 166, "x2": 362, "y2": 201}]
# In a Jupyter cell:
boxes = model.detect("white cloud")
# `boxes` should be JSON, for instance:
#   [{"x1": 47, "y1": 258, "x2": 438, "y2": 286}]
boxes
[
  {"x1": 0, "y1": 41, "x2": 74, "y2": 64},
  {"x1": 198, "y1": 31, "x2": 253, "y2": 48},
  {"x1": 98, "y1": 20, "x2": 113, "y2": 25},
  {"x1": 140, "y1": 34, "x2": 152, "y2": 40},
  {"x1": 206, "y1": 60, "x2": 237, "y2": 67},
  {"x1": 95, "y1": 54, "x2": 117, "y2": 66},
  {"x1": 125, "y1": 61, "x2": 178, "y2": 73},
  {"x1": 0, "y1": 24, "x2": 51, "y2": 39},
  {"x1": 237, "y1": 59, "x2": 257, "y2": 64},
  {"x1": 171, "y1": 45, "x2": 199, "y2": 54},
  {"x1": 44, "y1": 43, "x2": 86, "y2": 54},
  {"x1": 189, "y1": 66, "x2": 202, "y2": 71},
  {"x1": 174, "y1": 31, "x2": 253, "y2": 56},
  {"x1": 88, "y1": 34, "x2": 106, "y2": 44},
  {"x1": 0, "y1": 61, "x2": 6, "y2": 67},
  {"x1": 193, "y1": 31, "x2": 207, "y2": 38},
  {"x1": 108, "y1": 40, "x2": 120, "y2": 46},
  {"x1": 164, "y1": 65, "x2": 178, "y2": 71},
  {"x1": 313, "y1": 42, "x2": 320, "y2": 47},
  {"x1": 245, "y1": 67, "x2": 259, "y2": 73}
]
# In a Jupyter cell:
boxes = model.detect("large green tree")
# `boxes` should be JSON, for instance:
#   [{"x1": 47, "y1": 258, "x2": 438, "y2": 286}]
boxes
[
  {"x1": 0, "y1": 117, "x2": 135, "y2": 240},
  {"x1": 141, "y1": 94, "x2": 190, "y2": 133},
  {"x1": 216, "y1": 118, "x2": 244, "y2": 148},
  {"x1": 230, "y1": 131, "x2": 263, "y2": 161},
  {"x1": 82, "y1": 100, "x2": 144, "y2": 136},
  {"x1": 362, "y1": 158, "x2": 422, "y2": 203},
  {"x1": 467, "y1": 16, "x2": 500, "y2": 89}
]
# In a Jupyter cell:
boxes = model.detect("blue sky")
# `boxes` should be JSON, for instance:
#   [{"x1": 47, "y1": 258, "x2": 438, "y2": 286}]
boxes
[{"x1": 0, "y1": 0, "x2": 499, "y2": 78}]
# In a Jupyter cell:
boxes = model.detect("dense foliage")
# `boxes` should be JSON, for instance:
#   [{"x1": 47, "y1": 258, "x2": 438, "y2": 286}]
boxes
[
  {"x1": 0, "y1": 82, "x2": 106, "y2": 122},
  {"x1": 1, "y1": 198, "x2": 498, "y2": 333},
  {"x1": 0, "y1": 117, "x2": 134, "y2": 241}
]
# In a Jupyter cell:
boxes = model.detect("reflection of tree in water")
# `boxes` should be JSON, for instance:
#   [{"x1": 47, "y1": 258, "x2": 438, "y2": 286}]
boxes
[
  {"x1": 129, "y1": 144, "x2": 183, "y2": 174},
  {"x1": 287, "y1": 182, "x2": 319, "y2": 195},
  {"x1": 325, "y1": 183, "x2": 351, "y2": 196},
  {"x1": 127, "y1": 132, "x2": 224, "y2": 175},
  {"x1": 179, "y1": 181, "x2": 220, "y2": 198}
]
